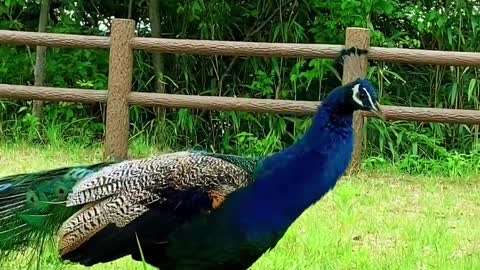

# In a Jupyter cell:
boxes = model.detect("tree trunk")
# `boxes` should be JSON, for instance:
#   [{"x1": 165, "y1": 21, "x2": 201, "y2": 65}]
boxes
[
  {"x1": 148, "y1": 0, "x2": 166, "y2": 117},
  {"x1": 33, "y1": 0, "x2": 49, "y2": 120},
  {"x1": 128, "y1": 0, "x2": 134, "y2": 19}
]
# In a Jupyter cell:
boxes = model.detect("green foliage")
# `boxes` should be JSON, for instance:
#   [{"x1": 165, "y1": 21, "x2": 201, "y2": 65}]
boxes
[{"x1": 0, "y1": 0, "x2": 479, "y2": 176}]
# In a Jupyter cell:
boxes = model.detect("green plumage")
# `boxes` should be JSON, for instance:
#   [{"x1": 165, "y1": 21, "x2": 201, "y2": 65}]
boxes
[
  {"x1": 198, "y1": 151, "x2": 260, "y2": 176},
  {"x1": 0, "y1": 163, "x2": 111, "y2": 261}
]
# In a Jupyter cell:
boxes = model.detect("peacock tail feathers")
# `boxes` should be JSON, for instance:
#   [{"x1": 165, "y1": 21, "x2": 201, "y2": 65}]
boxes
[{"x1": 0, "y1": 163, "x2": 112, "y2": 263}]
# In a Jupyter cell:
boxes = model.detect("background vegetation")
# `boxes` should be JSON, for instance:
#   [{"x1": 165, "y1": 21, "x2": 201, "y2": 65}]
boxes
[{"x1": 0, "y1": 0, "x2": 479, "y2": 177}]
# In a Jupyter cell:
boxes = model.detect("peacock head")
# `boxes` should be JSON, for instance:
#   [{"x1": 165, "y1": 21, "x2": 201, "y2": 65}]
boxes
[{"x1": 341, "y1": 78, "x2": 384, "y2": 119}]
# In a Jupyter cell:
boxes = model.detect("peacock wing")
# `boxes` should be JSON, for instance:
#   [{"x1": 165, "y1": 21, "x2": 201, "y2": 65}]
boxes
[{"x1": 58, "y1": 151, "x2": 256, "y2": 266}]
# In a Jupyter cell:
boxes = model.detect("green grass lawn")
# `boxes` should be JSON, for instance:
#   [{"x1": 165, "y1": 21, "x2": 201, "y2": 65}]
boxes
[{"x1": 0, "y1": 143, "x2": 479, "y2": 270}]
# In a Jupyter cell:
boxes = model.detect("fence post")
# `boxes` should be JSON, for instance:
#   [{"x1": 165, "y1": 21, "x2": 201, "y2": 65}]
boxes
[
  {"x1": 104, "y1": 19, "x2": 135, "y2": 161},
  {"x1": 342, "y1": 27, "x2": 371, "y2": 175}
]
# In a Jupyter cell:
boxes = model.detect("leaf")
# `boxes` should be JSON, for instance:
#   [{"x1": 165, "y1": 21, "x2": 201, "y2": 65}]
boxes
[
  {"x1": 18, "y1": 106, "x2": 28, "y2": 113},
  {"x1": 450, "y1": 82, "x2": 458, "y2": 106},
  {"x1": 379, "y1": 1, "x2": 395, "y2": 15},
  {"x1": 417, "y1": 21, "x2": 425, "y2": 32},
  {"x1": 467, "y1": 78, "x2": 477, "y2": 102},
  {"x1": 437, "y1": 16, "x2": 447, "y2": 28}
]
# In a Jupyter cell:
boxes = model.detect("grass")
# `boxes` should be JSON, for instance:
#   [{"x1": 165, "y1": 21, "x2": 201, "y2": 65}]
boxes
[{"x1": 0, "y1": 143, "x2": 479, "y2": 270}]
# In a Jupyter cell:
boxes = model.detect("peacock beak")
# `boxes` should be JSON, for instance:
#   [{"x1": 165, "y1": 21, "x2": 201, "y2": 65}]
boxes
[{"x1": 371, "y1": 102, "x2": 385, "y2": 120}]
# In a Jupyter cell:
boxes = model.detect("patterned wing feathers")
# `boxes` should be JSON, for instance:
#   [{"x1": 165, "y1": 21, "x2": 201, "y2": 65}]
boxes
[
  {"x1": 58, "y1": 151, "x2": 254, "y2": 256},
  {"x1": 58, "y1": 189, "x2": 156, "y2": 255},
  {"x1": 67, "y1": 152, "x2": 191, "y2": 206}
]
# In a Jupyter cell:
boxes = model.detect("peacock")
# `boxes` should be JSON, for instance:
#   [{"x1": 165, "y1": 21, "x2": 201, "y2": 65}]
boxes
[{"x1": 0, "y1": 47, "x2": 383, "y2": 270}]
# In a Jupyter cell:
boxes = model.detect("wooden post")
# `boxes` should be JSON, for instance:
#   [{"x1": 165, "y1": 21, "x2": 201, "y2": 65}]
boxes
[
  {"x1": 104, "y1": 19, "x2": 135, "y2": 161},
  {"x1": 342, "y1": 27, "x2": 370, "y2": 174}
]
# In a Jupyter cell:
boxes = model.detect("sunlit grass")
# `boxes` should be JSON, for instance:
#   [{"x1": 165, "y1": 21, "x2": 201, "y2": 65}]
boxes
[{"x1": 0, "y1": 143, "x2": 479, "y2": 270}]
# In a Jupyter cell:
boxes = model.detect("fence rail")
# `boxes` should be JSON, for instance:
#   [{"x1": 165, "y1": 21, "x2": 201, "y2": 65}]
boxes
[
  {"x1": 0, "y1": 18, "x2": 479, "y2": 173},
  {"x1": 0, "y1": 30, "x2": 110, "y2": 49},
  {"x1": 1, "y1": 84, "x2": 479, "y2": 124},
  {"x1": 2, "y1": 30, "x2": 480, "y2": 66}
]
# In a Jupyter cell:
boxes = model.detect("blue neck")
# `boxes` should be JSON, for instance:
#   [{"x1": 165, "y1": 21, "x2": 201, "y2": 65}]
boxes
[
  {"x1": 235, "y1": 91, "x2": 356, "y2": 231},
  {"x1": 300, "y1": 101, "x2": 354, "y2": 147}
]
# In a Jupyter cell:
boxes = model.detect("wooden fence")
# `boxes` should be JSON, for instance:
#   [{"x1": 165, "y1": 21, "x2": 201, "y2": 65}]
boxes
[{"x1": 1, "y1": 18, "x2": 480, "y2": 173}]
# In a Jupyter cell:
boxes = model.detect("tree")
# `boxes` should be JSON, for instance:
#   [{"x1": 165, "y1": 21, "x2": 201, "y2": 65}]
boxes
[
  {"x1": 148, "y1": 0, "x2": 166, "y2": 117},
  {"x1": 32, "y1": 0, "x2": 49, "y2": 119}
]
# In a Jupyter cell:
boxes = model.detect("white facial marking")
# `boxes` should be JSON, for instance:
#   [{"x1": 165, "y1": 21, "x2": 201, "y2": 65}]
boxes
[
  {"x1": 362, "y1": 87, "x2": 378, "y2": 111},
  {"x1": 351, "y1": 84, "x2": 364, "y2": 107}
]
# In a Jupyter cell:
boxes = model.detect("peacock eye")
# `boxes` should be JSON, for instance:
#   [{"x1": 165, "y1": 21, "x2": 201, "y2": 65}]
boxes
[
  {"x1": 26, "y1": 192, "x2": 39, "y2": 204},
  {"x1": 359, "y1": 92, "x2": 366, "y2": 98},
  {"x1": 56, "y1": 186, "x2": 68, "y2": 199}
]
